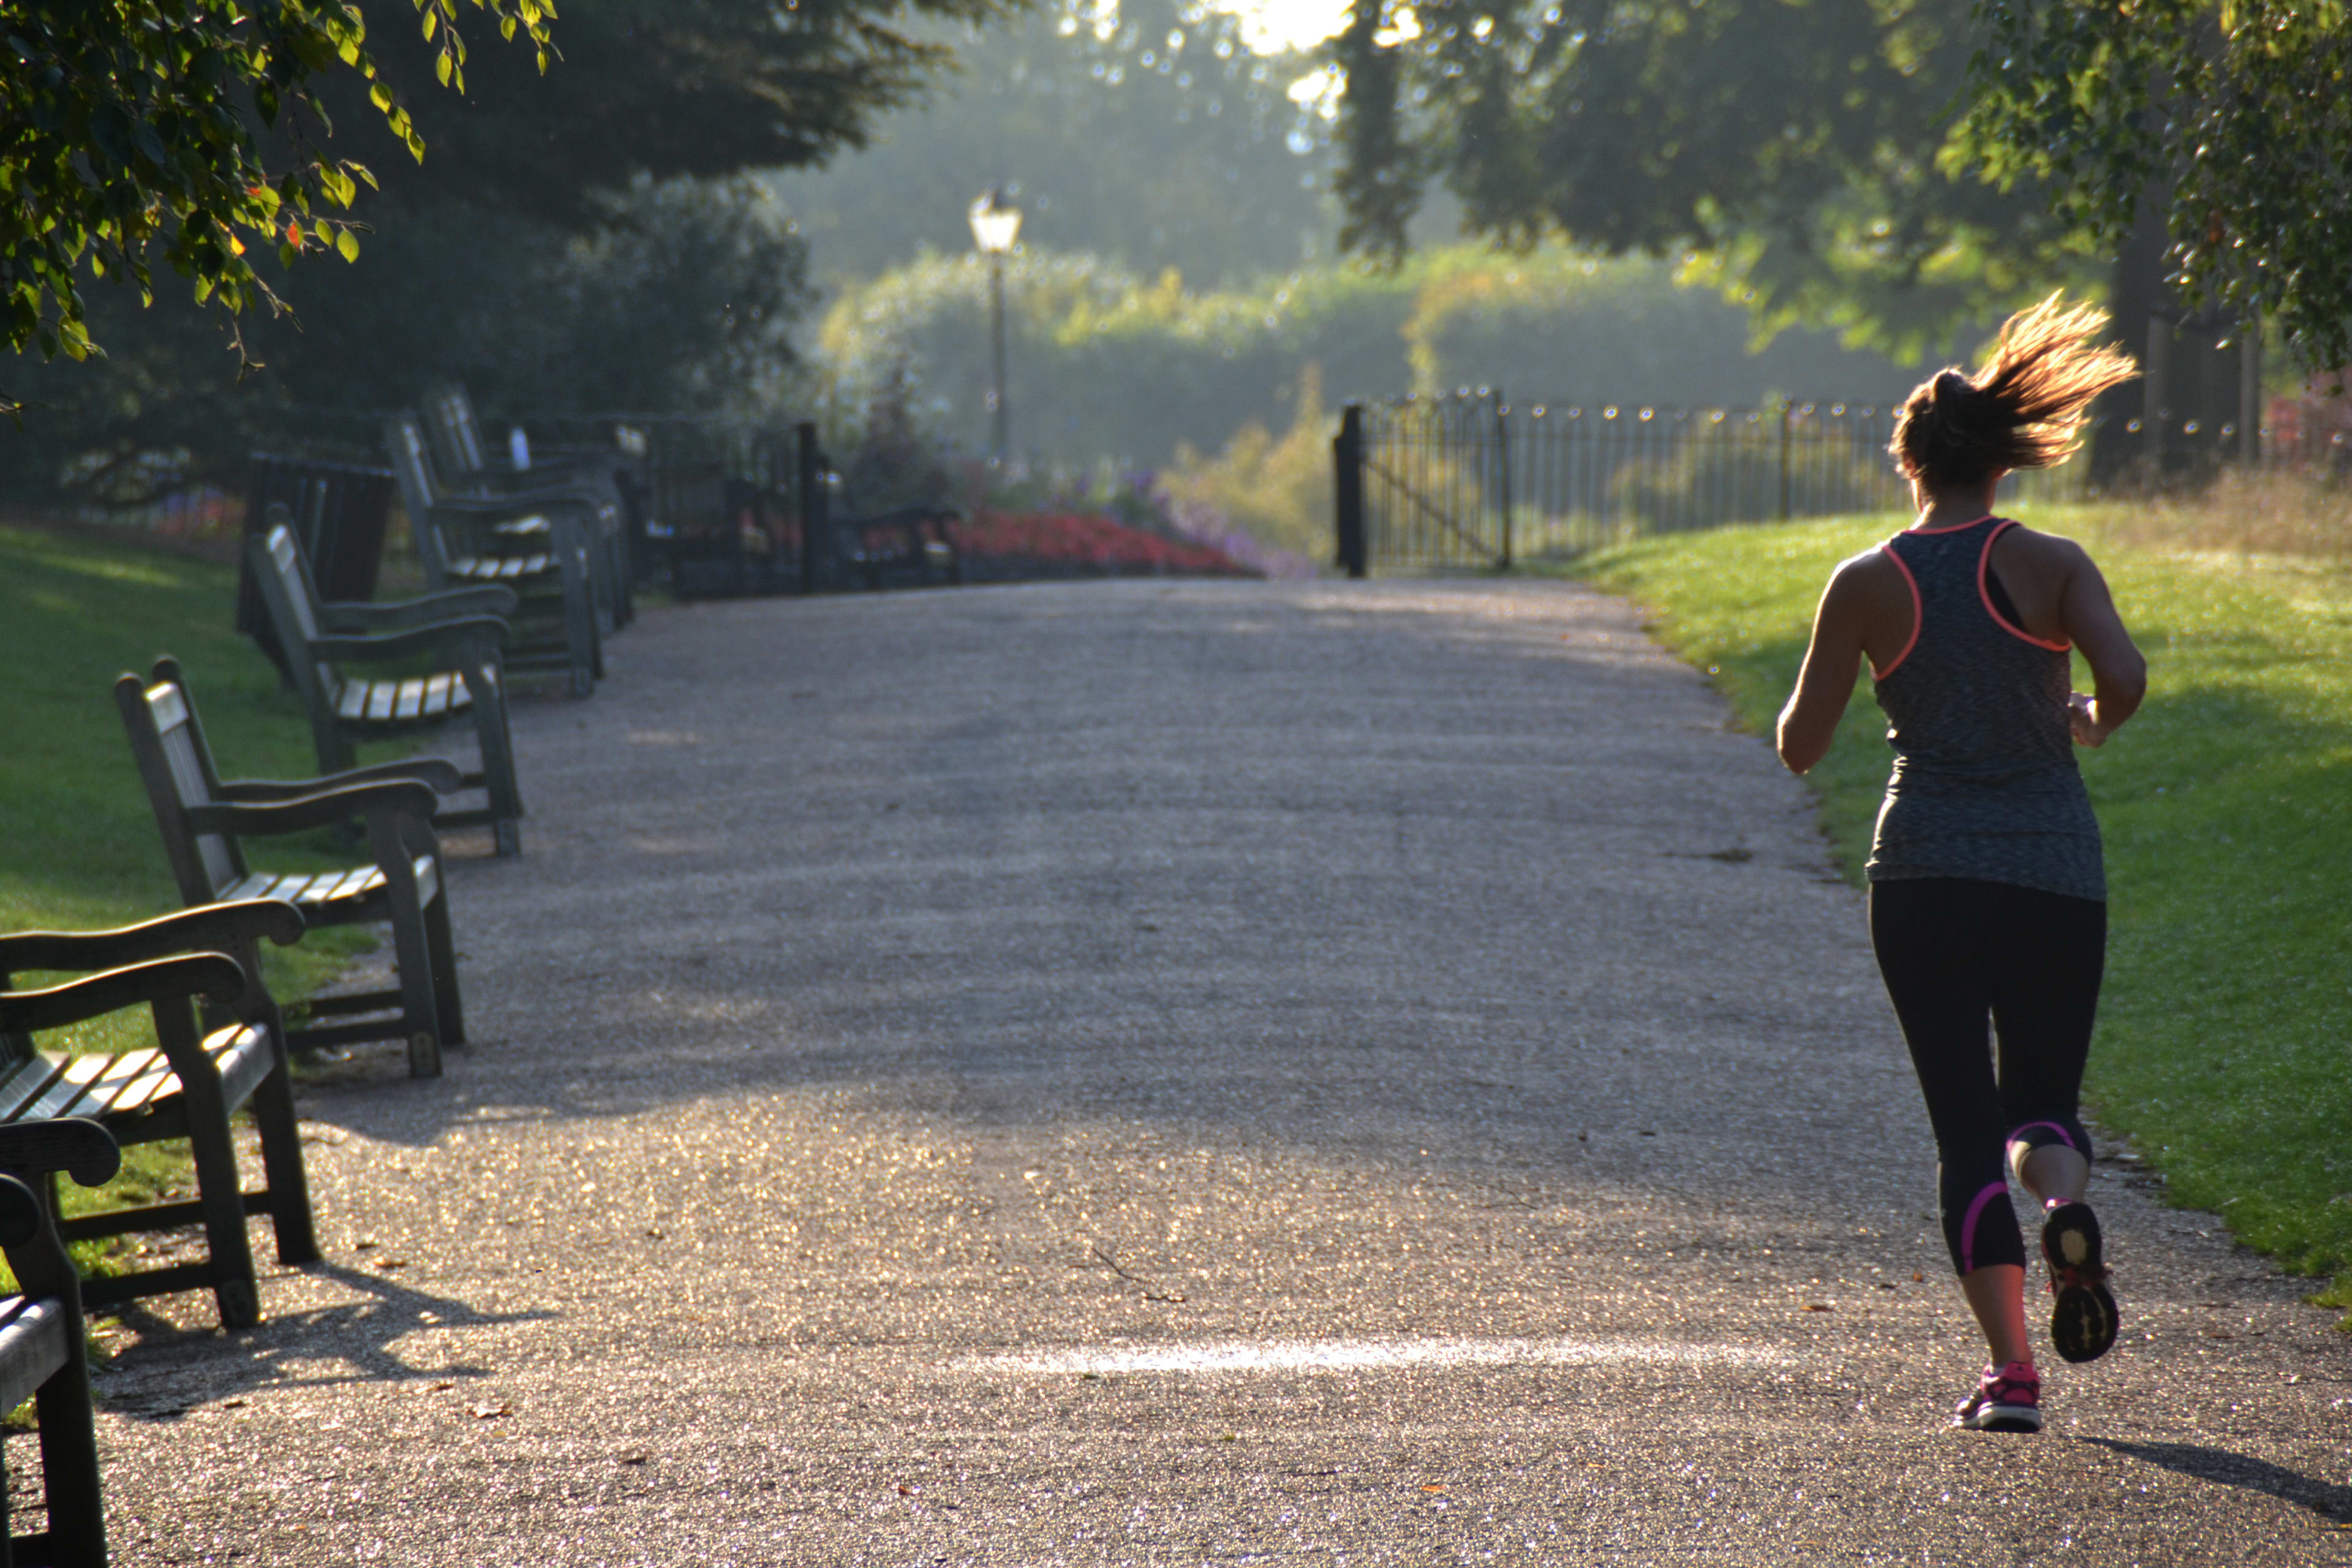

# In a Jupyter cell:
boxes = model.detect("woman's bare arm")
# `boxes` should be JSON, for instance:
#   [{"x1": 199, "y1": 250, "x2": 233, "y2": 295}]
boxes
[
  {"x1": 2056, "y1": 543, "x2": 2146, "y2": 746},
  {"x1": 1777, "y1": 559, "x2": 1875, "y2": 774}
]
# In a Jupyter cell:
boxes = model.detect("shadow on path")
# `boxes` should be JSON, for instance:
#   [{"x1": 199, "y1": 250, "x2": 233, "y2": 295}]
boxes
[{"x1": 2082, "y1": 1437, "x2": 2352, "y2": 1520}]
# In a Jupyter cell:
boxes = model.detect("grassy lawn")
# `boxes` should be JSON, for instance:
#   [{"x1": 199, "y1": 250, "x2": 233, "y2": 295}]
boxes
[
  {"x1": 1560, "y1": 511, "x2": 2352, "y2": 1318},
  {"x1": 1, "y1": 520, "x2": 378, "y2": 1259}
]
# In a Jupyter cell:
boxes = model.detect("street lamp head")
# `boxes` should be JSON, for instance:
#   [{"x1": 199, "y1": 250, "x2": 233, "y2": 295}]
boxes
[{"x1": 968, "y1": 187, "x2": 1022, "y2": 255}]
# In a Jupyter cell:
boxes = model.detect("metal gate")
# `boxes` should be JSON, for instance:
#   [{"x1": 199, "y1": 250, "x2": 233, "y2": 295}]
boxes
[{"x1": 1332, "y1": 390, "x2": 2086, "y2": 574}]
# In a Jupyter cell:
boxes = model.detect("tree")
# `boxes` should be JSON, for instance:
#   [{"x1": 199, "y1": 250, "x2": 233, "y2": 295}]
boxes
[
  {"x1": 333, "y1": 0, "x2": 1016, "y2": 223},
  {"x1": 2, "y1": 0, "x2": 554, "y2": 404},
  {"x1": 3, "y1": 0, "x2": 1016, "y2": 417},
  {"x1": 1959, "y1": 0, "x2": 2352, "y2": 374},
  {"x1": 1324, "y1": 0, "x2": 2086, "y2": 359}
]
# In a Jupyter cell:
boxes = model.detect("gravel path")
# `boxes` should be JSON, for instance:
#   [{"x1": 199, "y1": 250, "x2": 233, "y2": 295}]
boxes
[{"x1": 80, "y1": 579, "x2": 2352, "y2": 1565}]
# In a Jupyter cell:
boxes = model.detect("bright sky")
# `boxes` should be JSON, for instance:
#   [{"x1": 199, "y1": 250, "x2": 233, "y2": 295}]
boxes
[{"x1": 1219, "y1": 0, "x2": 1350, "y2": 54}]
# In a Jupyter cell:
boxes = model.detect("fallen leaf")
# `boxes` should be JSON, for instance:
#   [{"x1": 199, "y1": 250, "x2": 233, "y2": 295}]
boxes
[
  {"x1": 1803, "y1": 1303, "x2": 1832, "y2": 1313},
  {"x1": 469, "y1": 1403, "x2": 511, "y2": 1420},
  {"x1": 220, "y1": 1398, "x2": 247, "y2": 1409},
  {"x1": 896, "y1": 1484, "x2": 913, "y2": 1496},
  {"x1": 355, "y1": 1239, "x2": 377, "y2": 1251},
  {"x1": 1420, "y1": 1484, "x2": 1446, "y2": 1493},
  {"x1": 619, "y1": 1453, "x2": 648, "y2": 1466},
  {"x1": 428, "y1": 1381, "x2": 456, "y2": 1392},
  {"x1": 373, "y1": 1256, "x2": 407, "y2": 1271},
  {"x1": 1912, "y1": 1272, "x2": 1924, "y2": 1283}
]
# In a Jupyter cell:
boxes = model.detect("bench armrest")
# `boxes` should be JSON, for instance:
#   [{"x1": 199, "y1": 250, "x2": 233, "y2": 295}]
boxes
[
  {"x1": 184, "y1": 778, "x2": 441, "y2": 839},
  {"x1": 0, "y1": 1120, "x2": 119, "y2": 1194},
  {"x1": 0, "y1": 954, "x2": 249, "y2": 1036},
  {"x1": 0, "y1": 1123, "x2": 118, "y2": 1308},
  {"x1": 218, "y1": 758, "x2": 466, "y2": 801},
  {"x1": 0, "y1": 899, "x2": 305, "y2": 976},
  {"x1": 320, "y1": 586, "x2": 520, "y2": 631},
  {"x1": 309, "y1": 617, "x2": 509, "y2": 666}
]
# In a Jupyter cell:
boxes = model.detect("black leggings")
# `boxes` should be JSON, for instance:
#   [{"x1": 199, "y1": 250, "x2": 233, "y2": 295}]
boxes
[{"x1": 1868, "y1": 878, "x2": 2105, "y2": 1276}]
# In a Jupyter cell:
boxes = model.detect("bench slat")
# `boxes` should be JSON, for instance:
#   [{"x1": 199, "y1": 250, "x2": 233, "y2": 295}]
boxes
[
  {"x1": 59, "y1": 1049, "x2": 175, "y2": 1120},
  {"x1": 0, "y1": 1297, "x2": 70, "y2": 1418},
  {"x1": 0, "y1": 1058, "x2": 70, "y2": 1124},
  {"x1": 13, "y1": 1052, "x2": 132, "y2": 1126},
  {"x1": 394, "y1": 678, "x2": 426, "y2": 720}
]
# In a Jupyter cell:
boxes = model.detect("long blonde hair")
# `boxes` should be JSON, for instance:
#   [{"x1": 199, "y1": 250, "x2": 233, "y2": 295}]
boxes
[{"x1": 1889, "y1": 295, "x2": 2139, "y2": 489}]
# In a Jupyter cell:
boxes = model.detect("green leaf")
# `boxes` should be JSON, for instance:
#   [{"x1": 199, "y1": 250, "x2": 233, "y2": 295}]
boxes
[{"x1": 335, "y1": 228, "x2": 360, "y2": 262}]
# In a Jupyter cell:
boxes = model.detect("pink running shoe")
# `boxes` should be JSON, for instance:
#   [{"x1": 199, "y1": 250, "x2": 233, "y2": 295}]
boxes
[{"x1": 1953, "y1": 1361, "x2": 2042, "y2": 1432}]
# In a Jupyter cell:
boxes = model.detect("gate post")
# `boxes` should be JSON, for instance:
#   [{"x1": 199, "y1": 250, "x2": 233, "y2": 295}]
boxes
[
  {"x1": 2239, "y1": 315, "x2": 2263, "y2": 467},
  {"x1": 1334, "y1": 402, "x2": 1368, "y2": 579},
  {"x1": 1777, "y1": 400, "x2": 1792, "y2": 523},
  {"x1": 1493, "y1": 393, "x2": 1513, "y2": 570},
  {"x1": 796, "y1": 421, "x2": 829, "y2": 594}
]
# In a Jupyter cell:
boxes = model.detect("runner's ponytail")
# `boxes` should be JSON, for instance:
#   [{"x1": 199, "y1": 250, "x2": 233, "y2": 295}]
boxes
[{"x1": 1890, "y1": 296, "x2": 2139, "y2": 490}]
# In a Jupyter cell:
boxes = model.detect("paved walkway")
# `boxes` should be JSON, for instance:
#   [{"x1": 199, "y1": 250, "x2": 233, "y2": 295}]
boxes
[{"x1": 86, "y1": 580, "x2": 2350, "y2": 1564}]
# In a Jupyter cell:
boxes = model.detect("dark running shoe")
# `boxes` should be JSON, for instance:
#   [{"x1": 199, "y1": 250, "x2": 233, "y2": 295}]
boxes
[
  {"x1": 1953, "y1": 1362, "x2": 2043, "y2": 1432},
  {"x1": 2042, "y1": 1199, "x2": 2119, "y2": 1364}
]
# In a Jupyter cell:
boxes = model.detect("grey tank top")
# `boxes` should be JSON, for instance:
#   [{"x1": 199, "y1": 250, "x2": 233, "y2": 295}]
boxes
[{"x1": 1865, "y1": 515, "x2": 2105, "y2": 901}]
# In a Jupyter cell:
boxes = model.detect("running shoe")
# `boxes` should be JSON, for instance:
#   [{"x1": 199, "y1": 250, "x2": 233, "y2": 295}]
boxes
[
  {"x1": 1953, "y1": 1361, "x2": 2043, "y2": 1433},
  {"x1": 2041, "y1": 1199, "x2": 2119, "y2": 1363}
]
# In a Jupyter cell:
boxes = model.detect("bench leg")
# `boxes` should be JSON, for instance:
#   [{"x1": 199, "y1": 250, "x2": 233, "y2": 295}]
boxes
[
  {"x1": 424, "y1": 890, "x2": 466, "y2": 1048},
  {"x1": 556, "y1": 521, "x2": 600, "y2": 696},
  {"x1": 158, "y1": 997, "x2": 262, "y2": 1329},
  {"x1": 380, "y1": 876, "x2": 447, "y2": 1081},
  {"x1": 251, "y1": 1068, "x2": 320, "y2": 1267},
  {"x1": 463, "y1": 664, "x2": 527, "y2": 858},
  {"x1": 34, "y1": 1354, "x2": 107, "y2": 1568}
]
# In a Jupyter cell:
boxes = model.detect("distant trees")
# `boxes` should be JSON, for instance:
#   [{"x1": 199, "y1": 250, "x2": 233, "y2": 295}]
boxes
[{"x1": 773, "y1": 0, "x2": 1341, "y2": 287}]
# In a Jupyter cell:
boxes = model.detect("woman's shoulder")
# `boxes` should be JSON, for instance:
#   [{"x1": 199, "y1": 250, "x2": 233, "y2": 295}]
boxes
[{"x1": 1991, "y1": 518, "x2": 2097, "y2": 575}]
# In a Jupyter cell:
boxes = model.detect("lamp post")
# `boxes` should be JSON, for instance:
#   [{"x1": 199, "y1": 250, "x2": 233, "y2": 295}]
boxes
[{"x1": 968, "y1": 187, "x2": 1022, "y2": 465}]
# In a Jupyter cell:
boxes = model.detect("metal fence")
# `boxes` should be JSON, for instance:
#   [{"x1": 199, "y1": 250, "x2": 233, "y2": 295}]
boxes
[{"x1": 1333, "y1": 390, "x2": 2095, "y2": 573}]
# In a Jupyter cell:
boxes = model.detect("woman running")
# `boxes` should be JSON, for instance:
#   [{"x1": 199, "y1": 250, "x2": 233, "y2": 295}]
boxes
[{"x1": 1775, "y1": 296, "x2": 2147, "y2": 1433}]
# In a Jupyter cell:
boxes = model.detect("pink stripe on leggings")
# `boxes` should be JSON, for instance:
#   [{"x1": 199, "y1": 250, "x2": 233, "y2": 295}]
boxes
[
  {"x1": 2007, "y1": 1120, "x2": 2079, "y2": 1153},
  {"x1": 1959, "y1": 1180, "x2": 2010, "y2": 1274}
]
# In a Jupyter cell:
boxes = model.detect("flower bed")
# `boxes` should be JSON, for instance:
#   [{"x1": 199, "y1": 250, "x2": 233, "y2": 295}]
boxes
[{"x1": 947, "y1": 509, "x2": 1254, "y2": 581}]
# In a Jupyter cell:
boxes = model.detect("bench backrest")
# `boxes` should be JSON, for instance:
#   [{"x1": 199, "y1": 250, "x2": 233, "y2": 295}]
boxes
[
  {"x1": 238, "y1": 456, "x2": 396, "y2": 668},
  {"x1": 423, "y1": 383, "x2": 490, "y2": 481},
  {"x1": 246, "y1": 520, "x2": 349, "y2": 722},
  {"x1": 382, "y1": 415, "x2": 466, "y2": 587},
  {"x1": 383, "y1": 412, "x2": 448, "y2": 519},
  {"x1": 116, "y1": 667, "x2": 248, "y2": 908}
]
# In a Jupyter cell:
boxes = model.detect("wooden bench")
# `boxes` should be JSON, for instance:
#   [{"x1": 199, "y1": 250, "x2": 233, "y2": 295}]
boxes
[
  {"x1": 0, "y1": 1118, "x2": 122, "y2": 1568},
  {"x1": 0, "y1": 905, "x2": 317, "y2": 1330},
  {"x1": 237, "y1": 453, "x2": 398, "y2": 677},
  {"x1": 386, "y1": 412, "x2": 605, "y2": 696},
  {"x1": 420, "y1": 383, "x2": 640, "y2": 627},
  {"x1": 246, "y1": 524, "x2": 528, "y2": 856},
  {"x1": 118, "y1": 666, "x2": 466, "y2": 1078}
]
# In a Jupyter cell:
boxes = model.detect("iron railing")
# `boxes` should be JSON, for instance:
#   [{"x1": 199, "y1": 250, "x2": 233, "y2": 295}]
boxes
[{"x1": 1334, "y1": 390, "x2": 2097, "y2": 573}]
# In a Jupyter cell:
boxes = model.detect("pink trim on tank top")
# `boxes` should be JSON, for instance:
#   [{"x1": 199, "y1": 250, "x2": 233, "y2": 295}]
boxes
[
  {"x1": 1978, "y1": 521, "x2": 2072, "y2": 651},
  {"x1": 1959, "y1": 1180, "x2": 2010, "y2": 1274},
  {"x1": 1874, "y1": 543, "x2": 1922, "y2": 679},
  {"x1": 1904, "y1": 512, "x2": 1995, "y2": 535}
]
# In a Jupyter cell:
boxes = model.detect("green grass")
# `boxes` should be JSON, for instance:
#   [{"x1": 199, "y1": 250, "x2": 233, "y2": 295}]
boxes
[
  {"x1": 1561, "y1": 511, "x2": 2352, "y2": 1317},
  {"x1": 0, "y1": 520, "x2": 379, "y2": 1262}
]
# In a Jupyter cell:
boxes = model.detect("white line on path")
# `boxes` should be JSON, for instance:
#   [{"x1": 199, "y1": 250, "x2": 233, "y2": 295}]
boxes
[{"x1": 970, "y1": 1336, "x2": 1794, "y2": 1376}]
